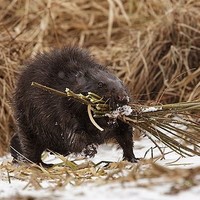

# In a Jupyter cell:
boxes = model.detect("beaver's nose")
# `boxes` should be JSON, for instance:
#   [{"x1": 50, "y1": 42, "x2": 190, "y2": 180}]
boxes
[{"x1": 116, "y1": 95, "x2": 129, "y2": 104}]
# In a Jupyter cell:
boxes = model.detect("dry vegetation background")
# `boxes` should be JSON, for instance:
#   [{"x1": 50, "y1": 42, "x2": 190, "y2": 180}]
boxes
[{"x1": 0, "y1": 0, "x2": 200, "y2": 156}]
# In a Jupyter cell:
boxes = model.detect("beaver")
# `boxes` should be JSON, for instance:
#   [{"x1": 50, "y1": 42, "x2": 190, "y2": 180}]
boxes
[{"x1": 10, "y1": 47, "x2": 137, "y2": 167}]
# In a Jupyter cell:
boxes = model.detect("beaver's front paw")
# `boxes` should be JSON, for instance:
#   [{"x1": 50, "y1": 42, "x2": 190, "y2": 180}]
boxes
[{"x1": 82, "y1": 144, "x2": 97, "y2": 158}]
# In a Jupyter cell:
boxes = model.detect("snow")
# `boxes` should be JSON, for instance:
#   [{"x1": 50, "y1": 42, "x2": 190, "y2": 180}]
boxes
[
  {"x1": 141, "y1": 106, "x2": 162, "y2": 113},
  {"x1": 106, "y1": 105, "x2": 133, "y2": 118},
  {"x1": 106, "y1": 105, "x2": 163, "y2": 119},
  {"x1": 1, "y1": 139, "x2": 200, "y2": 200}
]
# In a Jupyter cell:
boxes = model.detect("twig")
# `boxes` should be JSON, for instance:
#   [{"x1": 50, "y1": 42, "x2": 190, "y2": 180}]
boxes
[
  {"x1": 87, "y1": 104, "x2": 104, "y2": 131},
  {"x1": 31, "y1": 82, "x2": 67, "y2": 97}
]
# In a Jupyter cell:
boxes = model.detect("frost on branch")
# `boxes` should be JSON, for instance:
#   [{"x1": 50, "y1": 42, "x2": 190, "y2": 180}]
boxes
[{"x1": 106, "y1": 105, "x2": 133, "y2": 118}]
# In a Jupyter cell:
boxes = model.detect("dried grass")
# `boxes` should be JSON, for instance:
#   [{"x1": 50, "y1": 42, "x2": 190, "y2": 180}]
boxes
[
  {"x1": 125, "y1": 1, "x2": 200, "y2": 102},
  {"x1": 1, "y1": 156, "x2": 200, "y2": 195},
  {"x1": 0, "y1": 0, "x2": 200, "y2": 155}
]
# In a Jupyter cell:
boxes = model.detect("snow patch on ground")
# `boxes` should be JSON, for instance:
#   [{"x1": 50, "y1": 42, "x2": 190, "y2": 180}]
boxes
[{"x1": 1, "y1": 139, "x2": 200, "y2": 200}]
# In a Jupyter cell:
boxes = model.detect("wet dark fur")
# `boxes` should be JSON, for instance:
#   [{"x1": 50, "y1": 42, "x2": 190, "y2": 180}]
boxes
[{"x1": 10, "y1": 47, "x2": 137, "y2": 166}]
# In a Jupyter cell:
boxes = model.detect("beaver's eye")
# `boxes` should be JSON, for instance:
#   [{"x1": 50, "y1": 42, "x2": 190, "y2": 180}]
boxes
[{"x1": 98, "y1": 81, "x2": 104, "y2": 88}]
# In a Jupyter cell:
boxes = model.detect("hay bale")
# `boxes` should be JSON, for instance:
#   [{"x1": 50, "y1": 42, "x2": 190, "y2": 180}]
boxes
[{"x1": 0, "y1": 0, "x2": 200, "y2": 155}]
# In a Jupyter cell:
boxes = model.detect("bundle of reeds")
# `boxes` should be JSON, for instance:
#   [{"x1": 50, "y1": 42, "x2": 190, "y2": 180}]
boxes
[{"x1": 32, "y1": 82, "x2": 200, "y2": 157}]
